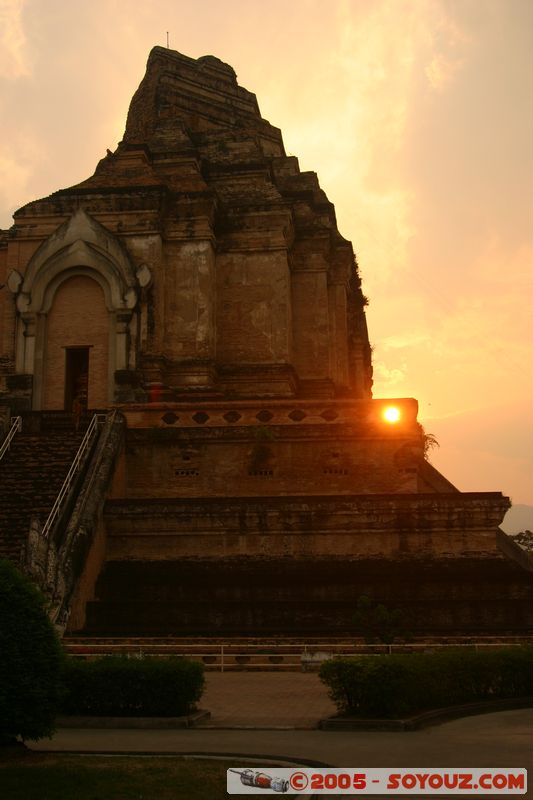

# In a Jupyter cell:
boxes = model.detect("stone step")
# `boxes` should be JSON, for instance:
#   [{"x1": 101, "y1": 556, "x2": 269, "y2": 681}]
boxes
[{"x1": 0, "y1": 423, "x2": 85, "y2": 561}]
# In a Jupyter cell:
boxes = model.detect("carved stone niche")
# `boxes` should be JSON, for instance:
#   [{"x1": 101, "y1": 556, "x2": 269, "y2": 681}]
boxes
[
  {"x1": 114, "y1": 370, "x2": 146, "y2": 403},
  {"x1": 6, "y1": 373, "x2": 33, "y2": 393},
  {"x1": 5, "y1": 374, "x2": 33, "y2": 413},
  {"x1": 322, "y1": 449, "x2": 351, "y2": 476},
  {"x1": 171, "y1": 443, "x2": 202, "y2": 478},
  {"x1": 248, "y1": 442, "x2": 276, "y2": 476}
]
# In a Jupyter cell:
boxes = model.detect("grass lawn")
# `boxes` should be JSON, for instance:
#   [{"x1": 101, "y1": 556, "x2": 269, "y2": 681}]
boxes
[{"x1": 0, "y1": 748, "x2": 256, "y2": 799}]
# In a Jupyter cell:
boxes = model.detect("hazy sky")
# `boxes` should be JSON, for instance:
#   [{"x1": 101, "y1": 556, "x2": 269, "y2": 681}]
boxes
[{"x1": 1, "y1": 0, "x2": 532, "y2": 505}]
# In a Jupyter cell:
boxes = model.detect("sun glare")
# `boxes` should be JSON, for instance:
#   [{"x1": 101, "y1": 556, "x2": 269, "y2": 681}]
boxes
[{"x1": 383, "y1": 406, "x2": 401, "y2": 423}]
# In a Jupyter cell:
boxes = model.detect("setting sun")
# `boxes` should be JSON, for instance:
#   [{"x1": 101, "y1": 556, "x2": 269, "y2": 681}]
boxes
[{"x1": 383, "y1": 406, "x2": 401, "y2": 424}]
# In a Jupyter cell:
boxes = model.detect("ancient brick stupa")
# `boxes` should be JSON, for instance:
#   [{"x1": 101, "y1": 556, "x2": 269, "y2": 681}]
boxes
[{"x1": 0, "y1": 47, "x2": 530, "y2": 634}]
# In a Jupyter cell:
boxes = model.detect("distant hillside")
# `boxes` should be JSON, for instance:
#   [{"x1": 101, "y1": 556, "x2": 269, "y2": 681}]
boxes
[{"x1": 500, "y1": 504, "x2": 533, "y2": 534}]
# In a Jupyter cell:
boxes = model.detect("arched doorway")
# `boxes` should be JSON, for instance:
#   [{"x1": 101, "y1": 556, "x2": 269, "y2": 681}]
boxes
[
  {"x1": 11, "y1": 209, "x2": 140, "y2": 410},
  {"x1": 43, "y1": 275, "x2": 110, "y2": 410}
]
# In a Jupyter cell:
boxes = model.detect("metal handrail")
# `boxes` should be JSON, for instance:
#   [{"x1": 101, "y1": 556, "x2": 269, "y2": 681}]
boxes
[
  {"x1": 42, "y1": 412, "x2": 107, "y2": 539},
  {"x1": 63, "y1": 639, "x2": 533, "y2": 670},
  {"x1": 0, "y1": 416, "x2": 22, "y2": 462}
]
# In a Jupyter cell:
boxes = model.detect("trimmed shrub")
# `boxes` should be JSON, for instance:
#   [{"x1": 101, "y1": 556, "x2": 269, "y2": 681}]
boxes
[
  {"x1": 0, "y1": 559, "x2": 65, "y2": 742},
  {"x1": 319, "y1": 647, "x2": 533, "y2": 718},
  {"x1": 62, "y1": 656, "x2": 204, "y2": 717}
]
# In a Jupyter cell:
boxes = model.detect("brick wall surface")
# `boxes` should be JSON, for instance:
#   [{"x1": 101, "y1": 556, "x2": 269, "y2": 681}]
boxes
[
  {"x1": 216, "y1": 251, "x2": 291, "y2": 364},
  {"x1": 43, "y1": 275, "x2": 109, "y2": 409}
]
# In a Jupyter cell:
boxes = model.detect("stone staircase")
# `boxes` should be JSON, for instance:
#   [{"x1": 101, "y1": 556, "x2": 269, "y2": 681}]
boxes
[{"x1": 0, "y1": 413, "x2": 86, "y2": 561}]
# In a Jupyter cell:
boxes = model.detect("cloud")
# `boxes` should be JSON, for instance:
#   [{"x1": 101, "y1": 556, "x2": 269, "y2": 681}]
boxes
[
  {"x1": 0, "y1": 0, "x2": 30, "y2": 79},
  {"x1": 381, "y1": 331, "x2": 430, "y2": 350},
  {"x1": 424, "y1": 11, "x2": 472, "y2": 91},
  {"x1": 0, "y1": 154, "x2": 30, "y2": 218},
  {"x1": 0, "y1": 132, "x2": 46, "y2": 223},
  {"x1": 373, "y1": 361, "x2": 407, "y2": 391},
  {"x1": 326, "y1": 0, "x2": 421, "y2": 283},
  {"x1": 425, "y1": 53, "x2": 463, "y2": 91}
]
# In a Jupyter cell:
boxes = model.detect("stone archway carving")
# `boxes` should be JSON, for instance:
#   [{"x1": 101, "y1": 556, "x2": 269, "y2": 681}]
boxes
[{"x1": 11, "y1": 209, "x2": 144, "y2": 409}]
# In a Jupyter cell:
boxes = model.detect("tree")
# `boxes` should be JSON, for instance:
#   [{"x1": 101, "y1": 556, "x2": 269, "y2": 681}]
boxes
[
  {"x1": 353, "y1": 595, "x2": 407, "y2": 645},
  {"x1": 0, "y1": 559, "x2": 64, "y2": 742}
]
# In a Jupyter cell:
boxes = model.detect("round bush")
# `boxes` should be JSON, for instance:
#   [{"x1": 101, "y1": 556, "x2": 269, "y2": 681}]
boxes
[
  {"x1": 62, "y1": 656, "x2": 205, "y2": 717},
  {"x1": 0, "y1": 559, "x2": 64, "y2": 742},
  {"x1": 319, "y1": 648, "x2": 533, "y2": 718}
]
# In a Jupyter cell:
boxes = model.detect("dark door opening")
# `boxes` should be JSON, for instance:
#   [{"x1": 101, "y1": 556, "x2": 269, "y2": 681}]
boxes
[{"x1": 64, "y1": 347, "x2": 89, "y2": 413}]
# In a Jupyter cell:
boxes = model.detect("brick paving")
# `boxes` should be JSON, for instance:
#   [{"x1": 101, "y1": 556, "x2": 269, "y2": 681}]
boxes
[{"x1": 197, "y1": 671, "x2": 337, "y2": 729}]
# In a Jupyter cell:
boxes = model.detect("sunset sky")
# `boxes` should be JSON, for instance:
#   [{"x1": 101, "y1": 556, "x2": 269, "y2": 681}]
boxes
[{"x1": 1, "y1": 0, "x2": 532, "y2": 508}]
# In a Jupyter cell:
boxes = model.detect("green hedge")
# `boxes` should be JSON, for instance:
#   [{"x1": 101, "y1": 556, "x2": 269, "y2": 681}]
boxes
[
  {"x1": 62, "y1": 656, "x2": 204, "y2": 717},
  {"x1": 0, "y1": 559, "x2": 65, "y2": 742},
  {"x1": 319, "y1": 648, "x2": 533, "y2": 718}
]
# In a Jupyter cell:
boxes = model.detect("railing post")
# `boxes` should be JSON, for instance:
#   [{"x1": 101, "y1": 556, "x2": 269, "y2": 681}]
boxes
[{"x1": 221, "y1": 644, "x2": 224, "y2": 673}]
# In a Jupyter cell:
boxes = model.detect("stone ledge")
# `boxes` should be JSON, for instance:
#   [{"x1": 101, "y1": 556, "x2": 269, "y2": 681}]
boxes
[
  {"x1": 319, "y1": 696, "x2": 533, "y2": 732},
  {"x1": 56, "y1": 709, "x2": 210, "y2": 729}
]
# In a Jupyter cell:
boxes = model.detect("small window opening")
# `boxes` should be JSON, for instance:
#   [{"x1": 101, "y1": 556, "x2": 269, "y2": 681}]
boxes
[{"x1": 175, "y1": 468, "x2": 200, "y2": 477}]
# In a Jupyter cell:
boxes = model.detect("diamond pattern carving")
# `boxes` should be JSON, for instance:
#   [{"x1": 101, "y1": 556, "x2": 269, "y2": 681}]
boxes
[
  {"x1": 288, "y1": 409, "x2": 306, "y2": 421},
  {"x1": 223, "y1": 411, "x2": 242, "y2": 423}
]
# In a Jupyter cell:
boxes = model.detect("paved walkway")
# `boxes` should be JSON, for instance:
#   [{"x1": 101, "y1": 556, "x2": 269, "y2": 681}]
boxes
[
  {"x1": 30, "y1": 673, "x2": 533, "y2": 797},
  {"x1": 197, "y1": 671, "x2": 337, "y2": 728}
]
